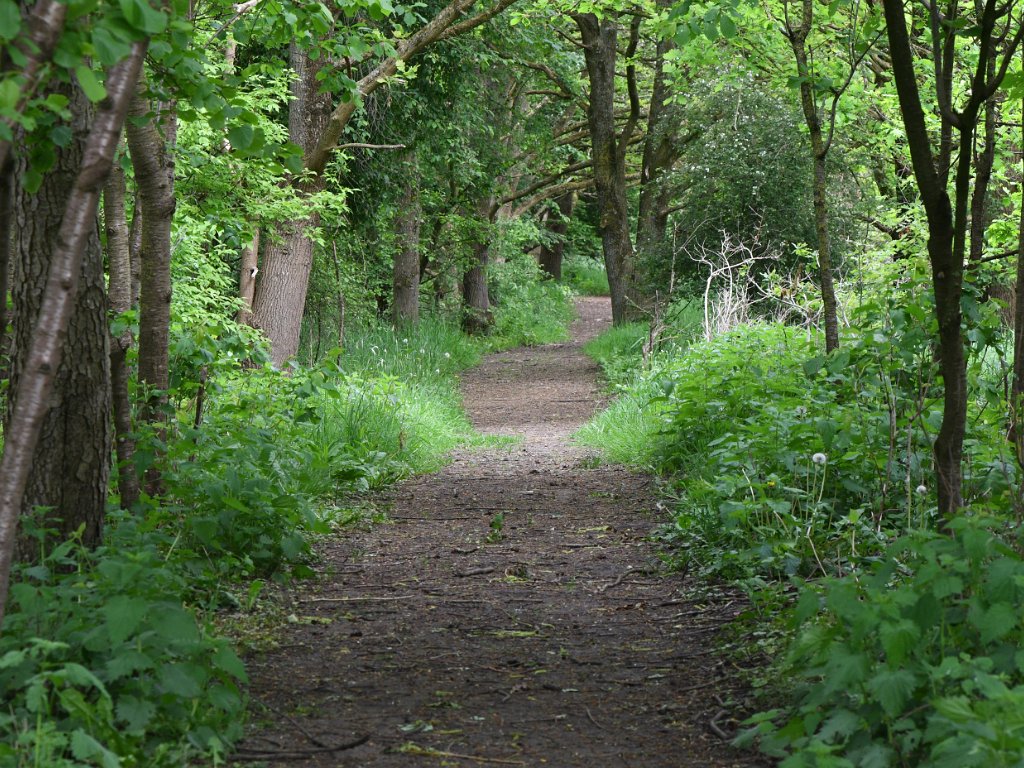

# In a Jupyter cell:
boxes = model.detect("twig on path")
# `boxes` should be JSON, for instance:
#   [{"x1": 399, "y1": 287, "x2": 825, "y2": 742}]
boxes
[
  {"x1": 230, "y1": 734, "x2": 371, "y2": 761},
  {"x1": 596, "y1": 571, "x2": 628, "y2": 594},
  {"x1": 301, "y1": 595, "x2": 415, "y2": 603},
  {"x1": 708, "y1": 709, "x2": 730, "y2": 740},
  {"x1": 453, "y1": 546, "x2": 480, "y2": 555},
  {"x1": 400, "y1": 746, "x2": 526, "y2": 765},
  {"x1": 254, "y1": 696, "x2": 329, "y2": 748},
  {"x1": 585, "y1": 707, "x2": 606, "y2": 731},
  {"x1": 455, "y1": 566, "x2": 496, "y2": 577}
]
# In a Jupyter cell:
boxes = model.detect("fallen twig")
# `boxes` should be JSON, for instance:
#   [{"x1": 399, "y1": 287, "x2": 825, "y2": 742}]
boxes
[
  {"x1": 708, "y1": 709, "x2": 729, "y2": 740},
  {"x1": 230, "y1": 734, "x2": 370, "y2": 761},
  {"x1": 455, "y1": 566, "x2": 496, "y2": 577}
]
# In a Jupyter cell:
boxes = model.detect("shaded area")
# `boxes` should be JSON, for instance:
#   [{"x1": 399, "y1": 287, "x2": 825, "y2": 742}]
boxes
[{"x1": 241, "y1": 297, "x2": 765, "y2": 767}]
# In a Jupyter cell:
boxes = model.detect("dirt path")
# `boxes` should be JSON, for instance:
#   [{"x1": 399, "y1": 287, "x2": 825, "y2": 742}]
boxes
[{"x1": 241, "y1": 297, "x2": 765, "y2": 767}]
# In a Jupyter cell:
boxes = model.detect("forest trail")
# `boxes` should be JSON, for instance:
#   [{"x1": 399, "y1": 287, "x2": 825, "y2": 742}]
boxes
[{"x1": 241, "y1": 297, "x2": 763, "y2": 767}]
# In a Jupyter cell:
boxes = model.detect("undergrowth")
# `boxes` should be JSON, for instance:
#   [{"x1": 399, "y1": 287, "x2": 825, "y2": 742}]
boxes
[
  {"x1": 563, "y1": 254, "x2": 610, "y2": 296},
  {"x1": 577, "y1": 281, "x2": 1024, "y2": 766}
]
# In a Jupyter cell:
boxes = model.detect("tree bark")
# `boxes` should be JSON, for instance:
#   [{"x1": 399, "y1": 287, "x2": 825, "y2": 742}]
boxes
[
  {"x1": 463, "y1": 197, "x2": 495, "y2": 335},
  {"x1": 237, "y1": 229, "x2": 259, "y2": 324},
  {"x1": 0, "y1": 44, "x2": 145, "y2": 629},
  {"x1": 636, "y1": 19, "x2": 677, "y2": 261},
  {"x1": 103, "y1": 158, "x2": 140, "y2": 510},
  {"x1": 250, "y1": 43, "x2": 331, "y2": 365},
  {"x1": 882, "y1": 0, "x2": 1019, "y2": 521},
  {"x1": 392, "y1": 152, "x2": 421, "y2": 327},
  {"x1": 788, "y1": 0, "x2": 840, "y2": 352},
  {"x1": 125, "y1": 80, "x2": 175, "y2": 494},
  {"x1": 0, "y1": 155, "x2": 13, "y2": 373},
  {"x1": 128, "y1": 189, "x2": 142, "y2": 308},
  {"x1": 575, "y1": 13, "x2": 643, "y2": 324},
  {"x1": 538, "y1": 191, "x2": 574, "y2": 280}
]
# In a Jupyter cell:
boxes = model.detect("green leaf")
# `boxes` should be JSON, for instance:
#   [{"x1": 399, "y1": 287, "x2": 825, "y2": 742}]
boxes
[
  {"x1": 75, "y1": 65, "x2": 107, "y2": 102},
  {"x1": 119, "y1": 0, "x2": 167, "y2": 34},
  {"x1": 103, "y1": 596, "x2": 149, "y2": 645},
  {"x1": 150, "y1": 604, "x2": 201, "y2": 645},
  {"x1": 977, "y1": 602, "x2": 1017, "y2": 643},
  {"x1": 70, "y1": 731, "x2": 121, "y2": 768},
  {"x1": 93, "y1": 26, "x2": 132, "y2": 67},
  {"x1": 867, "y1": 669, "x2": 916, "y2": 716},
  {"x1": 719, "y1": 13, "x2": 736, "y2": 38},
  {"x1": 879, "y1": 619, "x2": 920, "y2": 665},
  {"x1": 213, "y1": 645, "x2": 248, "y2": 682},
  {"x1": 159, "y1": 662, "x2": 207, "y2": 698},
  {"x1": 0, "y1": 0, "x2": 20, "y2": 41},
  {"x1": 116, "y1": 694, "x2": 157, "y2": 731}
]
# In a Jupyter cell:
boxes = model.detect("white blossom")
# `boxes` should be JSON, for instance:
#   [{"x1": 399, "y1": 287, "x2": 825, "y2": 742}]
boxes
[{"x1": 812, "y1": 453, "x2": 827, "y2": 465}]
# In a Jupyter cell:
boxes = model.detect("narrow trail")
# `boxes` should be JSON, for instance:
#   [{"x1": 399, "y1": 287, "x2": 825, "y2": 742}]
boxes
[{"x1": 242, "y1": 297, "x2": 764, "y2": 767}]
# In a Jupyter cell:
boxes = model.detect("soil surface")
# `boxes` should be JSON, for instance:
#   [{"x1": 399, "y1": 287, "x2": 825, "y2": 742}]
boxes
[{"x1": 239, "y1": 297, "x2": 767, "y2": 767}]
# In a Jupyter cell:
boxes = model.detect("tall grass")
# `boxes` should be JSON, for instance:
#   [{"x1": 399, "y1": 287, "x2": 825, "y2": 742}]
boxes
[{"x1": 563, "y1": 254, "x2": 610, "y2": 296}]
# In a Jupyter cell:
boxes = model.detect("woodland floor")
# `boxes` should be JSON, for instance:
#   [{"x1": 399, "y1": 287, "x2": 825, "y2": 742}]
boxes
[{"x1": 238, "y1": 297, "x2": 769, "y2": 767}]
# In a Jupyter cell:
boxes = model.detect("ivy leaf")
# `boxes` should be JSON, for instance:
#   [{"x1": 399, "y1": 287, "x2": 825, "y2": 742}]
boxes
[{"x1": 75, "y1": 65, "x2": 107, "y2": 102}]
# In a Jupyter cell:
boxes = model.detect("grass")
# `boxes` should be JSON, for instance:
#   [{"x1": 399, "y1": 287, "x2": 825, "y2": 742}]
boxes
[{"x1": 563, "y1": 254, "x2": 610, "y2": 296}]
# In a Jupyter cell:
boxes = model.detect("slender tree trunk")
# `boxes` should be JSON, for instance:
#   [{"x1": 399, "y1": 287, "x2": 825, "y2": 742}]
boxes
[
  {"x1": 463, "y1": 197, "x2": 495, "y2": 335},
  {"x1": 0, "y1": 42, "x2": 146, "y2": 631},
  {"x1": 539, "y1": 192, "x2": 574, "y2": 281},
  {"x1": 636, "y1": 26, "x2": 677, "y2": 260},
  {"x1": 392, "y1": 152, "x2": 421, "y2": 327},
  {"x1": 1012, "y1": 111, "x2": 1024, "y2": 470},
  {"x1": 789, "y1": 11, "x2": 840, "y2": 352},
  {"x1": 128, "y1": 189, "x2": 142, "y2": 308},
  {"x1": 250, "y1": 43, "x2": 331, "y2": 365},
  {"x1": 125, "y1": 81, "x2": 175, "y2": 494},
  {"x1": 969, "y1": 72, "x2": 998, "y2": 263},
  {"x1": 575, "y1": 13, "x2": 642, "y2": 324},
  {"x1": 103, "y1": 159, "x2": 140, "y2": 509},
  {"x1": 237, "y1": 229, "x2": 259, "y2": 324},
  {"x1": 0, "y1": 155, "x2": 12, "y2": 373}
]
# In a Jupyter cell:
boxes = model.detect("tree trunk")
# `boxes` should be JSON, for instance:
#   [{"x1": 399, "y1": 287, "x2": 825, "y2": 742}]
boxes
[
  {"x1": 463, "y1": 197, "x2": 495, "y2": 335},
  {"x1": 789, "y1": 12, "x2": 840, "y2": 352},
  {"x1": 237, "y1": 229, "x2": 259, "y2": 324},
  {"x1": 250, "y1": 43, "x2": 331, "y2": 366},
  {"x1": 636, "y1": 26, "x2": 676, "y2": 261},
  {"x1": 1012, "y1": 113, "x2": 1024, "y2": 472},
  {"x1": 103, "y1": 158, "x2": 140, "y2": 510},
  {"x1": 6, "y1": 82, "x2": 113, "y2": 553},
  {"x1": 575, "y1": 13, "x2": 642, "y2": 324},
  {"x1": 0, "y1": 155, "x2": 12, "y2": 374},
  {"x1": 128, "y1": 189, "x2": 142, "y2": 308},
  {"x1": 539, "y1": 192, "x2": 574, "y2": 281},
  {"x1": 392, "y1": 153, "x2": 421, "y2": 327},
  {"x1": 0, "y1": 41, "x2": 145, "y2": 632},
  {"x1": 125, "y1": 81, "x2": 175, "y2": 494}
]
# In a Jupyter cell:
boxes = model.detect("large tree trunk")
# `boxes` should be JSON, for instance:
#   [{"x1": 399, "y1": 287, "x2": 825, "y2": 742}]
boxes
[
  {"x1": 125, "y1": 81, "x2": 175, "y2": 494},
  {"x1": 538, "y1": 192, "x2": 574, "y2": 281},
  {"x1": 463, "y1": 197, "x2": 495, "y2": 335},
  {"x1": 0, "y1": 41, "x2": 145, "y2": 631},
  {"x1": 250, "y1": 43, "x2": 331, "y2": 366},
  {"x1": 575, "y1": 13, "x2": 642, "y2": 324},
  {"x1": 789, "y1": 8, "x2": 840, "y2": 352},
  {"x1": 6, "y1": 81, "x2": 113, "y2": 553},
  {"x1": 103, "y1": 158, "x2": 140, "y2": 510},
  {"x1": 392, "y1": 153, "x2": 421, "y2": 327}
]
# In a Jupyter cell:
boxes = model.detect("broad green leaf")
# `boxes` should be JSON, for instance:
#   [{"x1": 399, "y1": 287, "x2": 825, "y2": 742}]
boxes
[
  {"x1": 75, "y1": 65, "x2": 107, "y2": 102},
  {"x1": 0, "y1": 0, "x2": 19, "y2": 41},
  {"x1": 867, "y1": 669, "x2": 916, "y2": 716},
  {"x1": 70, "y1": 730, "x2": 121, "y2": 768},
  {"x1": 159, "y1": 662, "x2": 207, "y2": 698},
  {"x1": 976, "y1": 602, "x2": 1017, "y2": 643},
  {"x1": 103, "y1": 596, "x2": 149, "y2": 645},
  {"x1": 116, "y1": 694, "x2": 157, "y2": 731}
]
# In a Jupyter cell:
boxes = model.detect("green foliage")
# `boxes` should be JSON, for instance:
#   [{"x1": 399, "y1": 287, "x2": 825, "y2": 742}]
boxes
[
  {"x1": 562, "y1": 254, "x2": 610, "y2": 297},
  {"x1": 489, "y1": 250, "x2": 575, "y2": 348},
  {"x1": 0, "y1": 520, "x2": 245, "y2": 767},
  {"x1": 739, "y1": 518, "x2": 1024, "y2": 767}
]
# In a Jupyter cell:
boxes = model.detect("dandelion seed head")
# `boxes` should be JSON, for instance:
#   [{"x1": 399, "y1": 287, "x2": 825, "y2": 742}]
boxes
[
  {"x1": 916, "y1": 484, "x2": 928, "y2": 496},
  {"x1": 812, "y1": 453, "x2": 827, "y2": 465}
]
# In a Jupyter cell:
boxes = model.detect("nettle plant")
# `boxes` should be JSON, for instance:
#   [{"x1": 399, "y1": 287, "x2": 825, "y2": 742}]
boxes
[{"x1": 740, "y1": 517, "x2": 1024, "y2": 767}]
